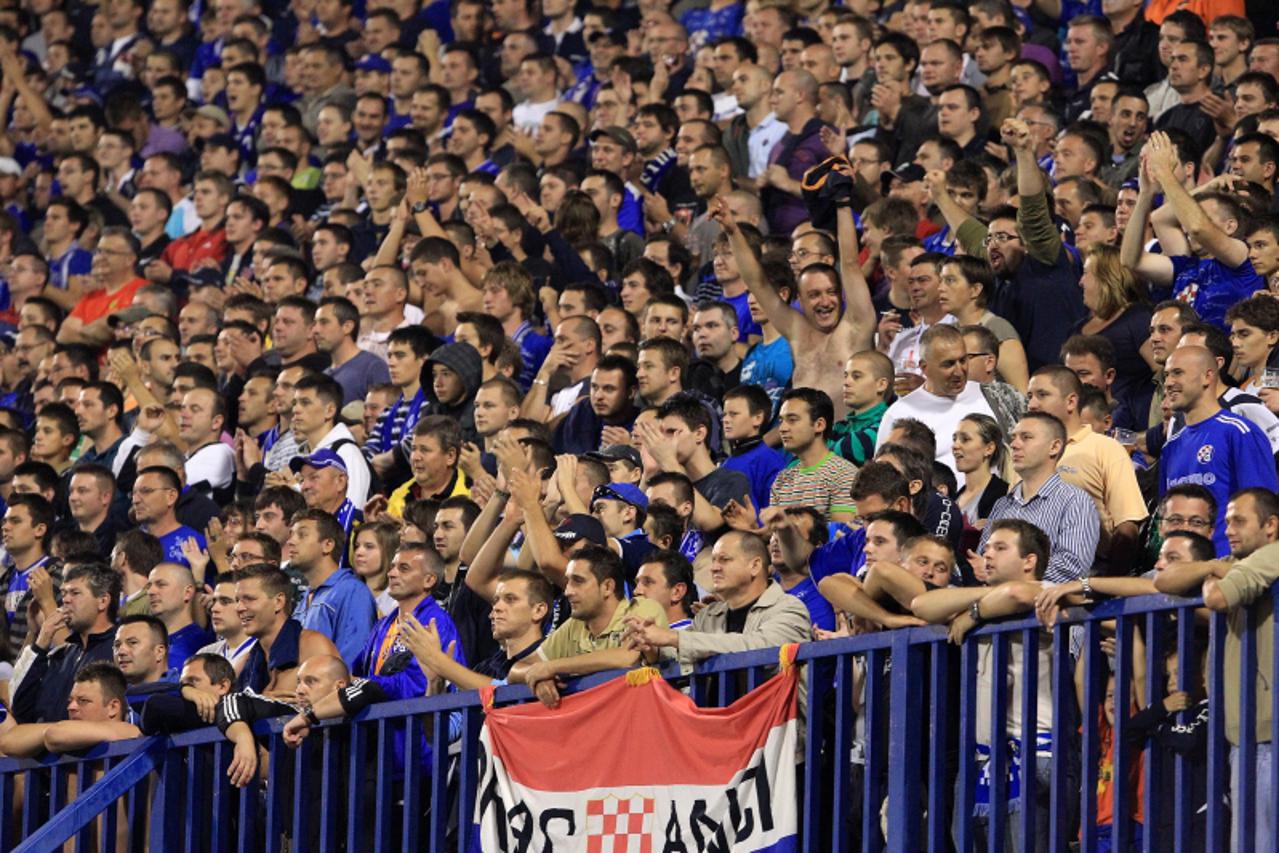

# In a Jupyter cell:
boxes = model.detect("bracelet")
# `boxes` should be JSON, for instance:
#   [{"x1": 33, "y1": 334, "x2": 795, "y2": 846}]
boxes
[
  {"x1": 1080, "y1": 577, "x2": 1093, "y2": 598},
  {"x1": 494, "y1": 489, "x2": 511, "y2": 501},
  {"x1": 532, "y1": 378, "x2": 549, "y2": 386}
]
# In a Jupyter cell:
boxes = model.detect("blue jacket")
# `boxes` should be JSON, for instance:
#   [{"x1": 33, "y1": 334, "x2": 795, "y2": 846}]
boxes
[
  {"x1": 299, "y1": 569, "x2": 377, "y2": 668},
  {"x1": 354, "y1": 595, "x2": 467, "y2": 698}
]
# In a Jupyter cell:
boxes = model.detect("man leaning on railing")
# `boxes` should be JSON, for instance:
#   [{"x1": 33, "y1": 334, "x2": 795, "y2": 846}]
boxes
[
  {"x1": 912, "y1": 519, "x2": 1056, "y2": 852},
  {"x1": 1156, "y1": 486, "x2": 1279, "y2": 853},
  {"x1": 0, "y1": 663, "x2": 139, "y2": 758}
]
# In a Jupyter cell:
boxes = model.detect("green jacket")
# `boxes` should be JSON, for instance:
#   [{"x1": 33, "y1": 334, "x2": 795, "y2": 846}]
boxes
[{"x1": 829, "y1": 401, "x2": 888, "y2": 466}]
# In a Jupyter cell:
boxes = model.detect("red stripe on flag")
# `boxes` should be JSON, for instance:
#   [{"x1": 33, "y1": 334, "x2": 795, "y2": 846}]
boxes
[{"x1": 483, "y1": 665, "x2": 798, "y2": 790}]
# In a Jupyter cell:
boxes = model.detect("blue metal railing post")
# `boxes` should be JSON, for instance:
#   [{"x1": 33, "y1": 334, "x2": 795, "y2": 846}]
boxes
[{"x1": 885, "y1": 632, "x2": 923, "y2": 853}]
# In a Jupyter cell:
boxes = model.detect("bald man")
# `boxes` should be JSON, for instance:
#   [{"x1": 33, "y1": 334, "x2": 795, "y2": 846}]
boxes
[
  {"x1": 219, "y1": 655, "x2": 351, "y2": 787},
  {"x1": 1159, "y1": 346, "x2": 1278, "y2": 555},
  {"x1": 762, "y1": 69, "x2": 828, "y2": 235},
  {"x1": 147, "y1": 562, "x2": 214, "y2": 671}
]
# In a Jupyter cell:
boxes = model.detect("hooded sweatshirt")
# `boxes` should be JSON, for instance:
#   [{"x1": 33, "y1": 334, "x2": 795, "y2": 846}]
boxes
[{"x1": 422, "y1": 342, "x2": 483, "y2": 446}]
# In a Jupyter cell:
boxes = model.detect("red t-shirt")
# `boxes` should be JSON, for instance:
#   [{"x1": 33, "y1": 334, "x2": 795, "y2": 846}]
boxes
[
  {"x1": 69, "y1": 277, "x2": 148, "y2": 327},
  {"x1": 160, "y1": 226, "x2": 227, "y2": 272}
]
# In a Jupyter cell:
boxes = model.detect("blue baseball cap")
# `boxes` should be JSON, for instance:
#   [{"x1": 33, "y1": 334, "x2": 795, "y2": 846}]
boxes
[
  {"x1": 289, "y1": 448, "x2": 348, "y2": 475},
  {"x1": 591, "y1": 482, "x2": 648, "y2": 511},
  {"x1": 355, "y1": 55, "x2": 392, "y2": 74}
]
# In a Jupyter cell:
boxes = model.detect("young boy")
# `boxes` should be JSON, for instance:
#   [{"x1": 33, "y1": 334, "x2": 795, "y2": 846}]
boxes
[
  {"x1": 721, "y1": 384, "x2": 786, "y2": 512},
  {"x1": 830, "y1": 350, "x2": 894, "y2": 466}
]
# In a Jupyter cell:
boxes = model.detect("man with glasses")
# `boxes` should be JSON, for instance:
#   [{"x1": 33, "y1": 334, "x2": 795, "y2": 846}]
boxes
[
  {"x1": 1157, "y1": 484, "x2": 1217, "y2": 539},
  {"x1": 131, "y1": 465, "x2": 206, "y2": 569},
  {"x1": 55, "y1": 228, "x2": 147, "y2": 347},
  {"x1": 941, "y1": 118, "x2": 1086, "y2": 372}
]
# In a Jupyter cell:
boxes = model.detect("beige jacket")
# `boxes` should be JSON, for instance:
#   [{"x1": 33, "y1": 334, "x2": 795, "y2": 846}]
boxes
[{"x1": 1217, "y1": 541, "x2": 1279, "y2": 745}]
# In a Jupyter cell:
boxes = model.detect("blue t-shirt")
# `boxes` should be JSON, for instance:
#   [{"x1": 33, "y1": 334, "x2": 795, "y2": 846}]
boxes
[
  {"x1": 4, "y1": 554, "x2": 49, "y2": 625},
  {"x1": 1160, "y1": 410, "x2": 1279, "y2": 555},
  {"x1": 680, "y1": 3, "x2": 744, "y2": 49},
  {"x1": 724, "y1": 440, "x2": 786, "y2": 511},
  {"x1": 808, "y1": 527, "x2": 867, "y2": 585},
  {"x1": 724, "y1": 289, "x2": 763, "y2": 341},
  {"x1": 739, "y1": 336, "x2": 794, "y2": 413},
  {"x1": 782, "y1": 576, "x2": 835, "y2": 632},
  {"x1": 1167, "y1": 255, "x2": 1263, "y2": 331},
  {"x1": 48, "y1": 246, "x2": 92, "y2": 290},
  {"x1": 154, "y1": 525, "x2": 207, "y2": 568},
  {"x1": 167, "y1": 622, "x2": 215, "y2": 671}
]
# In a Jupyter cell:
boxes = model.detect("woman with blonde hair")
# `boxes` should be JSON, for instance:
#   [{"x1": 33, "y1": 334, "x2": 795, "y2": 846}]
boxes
[
  {"x1": 351, "y1": 521, "x2": 401, "y2": 617},
  {"x1": 1070, "y1": 243, "x2": 1155, "y2": 419}
]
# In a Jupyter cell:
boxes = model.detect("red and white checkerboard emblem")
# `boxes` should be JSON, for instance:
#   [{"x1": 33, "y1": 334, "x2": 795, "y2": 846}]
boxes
[{"x1": 585, "y1": 795, "x2": 655, "y2": 853}]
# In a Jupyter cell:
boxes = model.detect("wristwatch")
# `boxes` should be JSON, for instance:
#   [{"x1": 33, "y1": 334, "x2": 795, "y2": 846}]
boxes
[
  {"x1": 969, "y1": 600, "x2": 983, "y2": 624},
  {"x1": 1080, "y1": 577, "x2": 1093, "y2": 599},
  {"x1": 411, "y1": 200, "x2": 430, "y2": 214},
  {"x1": 304, "y1": 707, "x2": 321, "y2": 727}
]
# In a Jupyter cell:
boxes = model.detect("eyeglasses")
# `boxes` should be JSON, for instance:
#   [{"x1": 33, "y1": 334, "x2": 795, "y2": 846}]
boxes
[
  {"x1": 982, "y1": 232, "x2": 1020, "y2": 246},
  {"x1": 1162, "y1": 515, "x2": 1212, "y2": 530},
  {"x1": 93, "y1": 246, "x2": 133, "y2": 257},
  {"x1": 967, "y1": 351, "x2": 994, "y2": 358}
]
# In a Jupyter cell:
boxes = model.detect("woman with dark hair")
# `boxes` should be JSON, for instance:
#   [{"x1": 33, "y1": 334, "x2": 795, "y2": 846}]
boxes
[
  {"x1": 938, "y1": 255, "x2": 1029, "y2": 391},
  {"x1": 1070, "y1": 244, "x2": 1154, "y2": 417},
  {"x1": 952, "y1": 413, "x2": 1010, "y2": 553}
]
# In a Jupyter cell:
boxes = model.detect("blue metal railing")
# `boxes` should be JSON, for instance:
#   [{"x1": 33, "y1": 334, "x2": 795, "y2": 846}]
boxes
[{"x1": 5, "y1": 586, "x2": 1279, "y2": 852}]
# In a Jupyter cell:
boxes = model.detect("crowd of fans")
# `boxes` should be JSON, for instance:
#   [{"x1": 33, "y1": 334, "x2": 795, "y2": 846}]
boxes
[{"x1": 0, "y1": 0, "x2": 1273, "y2": 846}]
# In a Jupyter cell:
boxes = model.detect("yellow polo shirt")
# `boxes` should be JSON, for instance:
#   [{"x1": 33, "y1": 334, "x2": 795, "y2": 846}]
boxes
[{"x1": 1057, "y1": 425, "x2": 1149, "y2": 534}]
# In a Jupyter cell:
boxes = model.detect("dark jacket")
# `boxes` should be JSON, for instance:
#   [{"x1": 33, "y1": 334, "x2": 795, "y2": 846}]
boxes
[
  {"x1": 12, "y1": 625, "x2": 117, "y2": 723},
  {"x1": 422, "y1": 342, "x2": 484, "y2": 447}
]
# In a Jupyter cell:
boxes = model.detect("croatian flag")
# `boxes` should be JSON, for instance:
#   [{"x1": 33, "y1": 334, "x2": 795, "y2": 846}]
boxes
[{"x1": 474, "y1": 647, "x2": 801, "y2": 852}]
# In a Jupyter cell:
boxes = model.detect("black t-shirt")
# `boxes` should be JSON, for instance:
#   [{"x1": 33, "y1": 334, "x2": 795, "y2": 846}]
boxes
[
  {"x1": 447, "y1": 570, "x2": 501, "y2": 666},
  {"x1": 726, "y1": 598, "x2": 759, "y2": 634}
]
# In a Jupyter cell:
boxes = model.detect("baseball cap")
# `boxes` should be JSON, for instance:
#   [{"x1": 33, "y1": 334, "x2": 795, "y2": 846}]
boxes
[
  {"x1": 589, "y1": 126, "x2": 637, "y2": 154},
  {"x1": 289, "y1": 448, "x2": 349, "y2": 475},
  {"x1": 204, "y1": 132, "x2": 238, "y2": 151},
  {"x1": 106, "y1": 306, "x2": 155, "y2": 328},
  {"x1": 355, "y1": 55, "x2": 392, "y2": 74},
  {"x1": 889, "y1": 163, "x2": 926, "y2": 184},
  {"x1": 591, "y1": 482, "x2": 648, "y2": 511},
  {"x1": 554, "y1": 513, "x2": 608, "y2": 546},
  {"x1": 584, "y1": 444, "x2": 642, "y2": 470},
  {"x1": 0, "y1": 158, "x2": 21, "y2": 177},
  {"x1": 195, "y1": 105, "x2": 231, "y2": 129}
]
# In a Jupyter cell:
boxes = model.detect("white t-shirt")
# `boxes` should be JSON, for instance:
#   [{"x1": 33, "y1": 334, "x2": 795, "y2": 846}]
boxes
[
  {"x1": 186, "y1": 441, "x2": 235, "y2": 492},
  {"x1": 875, "y1": 380, "x2": 997, "y2": 477},
  {"x1": 513, "y1": 98, "x2": 561, "y2": 133}
]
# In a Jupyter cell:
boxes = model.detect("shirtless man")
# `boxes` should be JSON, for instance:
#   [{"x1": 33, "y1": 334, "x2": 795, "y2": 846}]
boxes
[{"x1": 714, "y1": 185, "x2": 875, "y2": 418}]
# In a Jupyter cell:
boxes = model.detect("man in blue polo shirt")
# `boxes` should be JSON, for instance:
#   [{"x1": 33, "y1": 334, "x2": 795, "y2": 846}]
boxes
[
  {"x1": 131, "y1": 466, "x2": 205, "y2": 569},
  {"x1": 285, "y1": 507, "x2": 377, "y2": 667}
]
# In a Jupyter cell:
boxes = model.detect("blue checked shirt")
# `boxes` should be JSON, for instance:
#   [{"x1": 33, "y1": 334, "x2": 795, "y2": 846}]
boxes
[{"x1": 976, "y1": 473, "x2": 1101, "y2": 582}]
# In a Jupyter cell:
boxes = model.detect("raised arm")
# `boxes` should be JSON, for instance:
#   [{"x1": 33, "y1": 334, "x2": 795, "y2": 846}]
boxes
[
  {"x1": 1003, "y1": 118, "x2": 1061, "y2": 266},
  {"x1": 834, "y1": 200, "x2": 876, "y2": 346},
  {"x1": 1120, "y1": 146, "x2": 1176, "y2": 285},
  {"x1": 1147, "y1": 131, "x2": 1249, "y2": 269},
  {"x1": 711, "y1": 198, "x2": 802, "y2": 339}
]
